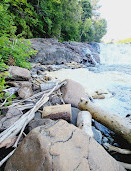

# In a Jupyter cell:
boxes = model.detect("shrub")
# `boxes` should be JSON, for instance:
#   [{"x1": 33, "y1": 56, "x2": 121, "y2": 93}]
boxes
[{"x1": 0, "y1": 35, "x2": 37, "y2": 69}]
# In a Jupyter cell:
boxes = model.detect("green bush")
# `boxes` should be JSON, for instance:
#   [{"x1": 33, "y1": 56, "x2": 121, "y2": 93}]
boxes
[{"x1": 0, "y1": 35, "x2": 37, "y2": 69}]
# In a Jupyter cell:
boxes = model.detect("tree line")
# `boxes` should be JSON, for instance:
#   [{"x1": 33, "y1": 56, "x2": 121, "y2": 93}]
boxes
[{"x1": 0, "y1": 0, "x2": 107, "y2": 42}]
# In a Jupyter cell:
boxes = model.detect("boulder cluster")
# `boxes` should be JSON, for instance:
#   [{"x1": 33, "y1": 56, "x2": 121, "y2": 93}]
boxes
[{"x1": 0, "y1": 65, "x2": 126, "y2": 171}]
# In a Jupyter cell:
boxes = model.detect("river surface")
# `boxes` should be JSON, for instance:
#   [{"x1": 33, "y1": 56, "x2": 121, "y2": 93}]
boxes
[{"x1": 47, "y1": 43, "x2": 131, "y2": 118}]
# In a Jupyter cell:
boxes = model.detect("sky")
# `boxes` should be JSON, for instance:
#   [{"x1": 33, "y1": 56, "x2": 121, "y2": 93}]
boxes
[{"x1": 99, "y1": 0, "x2": 131, "y2": 42}]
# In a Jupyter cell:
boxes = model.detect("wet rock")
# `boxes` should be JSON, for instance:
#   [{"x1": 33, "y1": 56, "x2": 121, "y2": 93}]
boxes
[
  {"x1": 5, "y1": 120, "x2": 125, "y2": 171},
  {"x1": 8, "y1": 66, "x2": 31, "y2": 80},
  {"x1": 60, "y1": 79, "x2": 87, "y2": 107},
  {"x1": 94, "y1": 121, "x2": 114, "y2": 137},
  {"x1": 71, "y1": 107, "x2": 80, "y2": 125},
  {"x1": 92, "y1": 126, "x2": 102, "y2": 144},
  {"x1": 92, "y1": 53, "x2": 100, "y2": 63}
]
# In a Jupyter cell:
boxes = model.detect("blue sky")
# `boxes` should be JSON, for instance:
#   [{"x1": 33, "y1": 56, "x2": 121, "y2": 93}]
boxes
[{"x1": 99, "y1": 0, "x2": 131, "y2": 42}]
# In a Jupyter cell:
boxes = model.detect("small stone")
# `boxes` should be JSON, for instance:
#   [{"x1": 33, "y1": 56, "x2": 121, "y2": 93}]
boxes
[
  {"x1": 71, "y1": 107, "x2": 80, "y2": 126},
  {"x1": 34, "y1": 112, "x2": 42, "y2": 119},
  {"x1": 18, "y1": 86, "x2": 33, "y2": 99}
]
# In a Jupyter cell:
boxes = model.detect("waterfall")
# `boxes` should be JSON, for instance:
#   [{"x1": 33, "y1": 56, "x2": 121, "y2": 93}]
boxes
[{"x1": 99, "y1": 43, "x2": 131, "y2": 65}]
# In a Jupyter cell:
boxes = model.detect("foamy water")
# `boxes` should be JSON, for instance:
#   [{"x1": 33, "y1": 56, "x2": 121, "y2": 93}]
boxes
[
  {"x1": 99, "y1": 43, "x2": 131, "y2": 65},
  {"x1": 47, "y1": 68, "x2": 131, "y2": 117},
  {"x1": 47, "y1": 43, "x2": 131, "y2": 117}
]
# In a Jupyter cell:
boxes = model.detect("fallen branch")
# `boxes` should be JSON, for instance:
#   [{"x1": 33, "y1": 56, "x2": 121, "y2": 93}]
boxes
[
  {"x1": 0, "y1": 81, "x2": 67, "y2": 145},
  {"x1": 79, "y1": 98, "x2": 131, "y2": 144},
  {"x1": 104, "y1": 143, "x2": 131, "y2": 154},
  {"x1": 0, "y1": 149, "x2": 16, "y2": 167}
]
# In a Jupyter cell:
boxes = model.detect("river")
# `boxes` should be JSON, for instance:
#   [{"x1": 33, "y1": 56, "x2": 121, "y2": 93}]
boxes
[{"x1": 47, "y1": 43, "x2": 131, "y2": 118}]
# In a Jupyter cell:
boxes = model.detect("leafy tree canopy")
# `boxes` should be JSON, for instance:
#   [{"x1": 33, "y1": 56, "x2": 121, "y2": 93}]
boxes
[{"x1": 0, "y1": 0, "x2": 107, "y2": 42}]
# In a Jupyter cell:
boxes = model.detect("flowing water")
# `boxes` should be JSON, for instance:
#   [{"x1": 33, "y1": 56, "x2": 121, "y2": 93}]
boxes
[{"x1": 47, "y1": 43, "x2": 131, "y2": 118}]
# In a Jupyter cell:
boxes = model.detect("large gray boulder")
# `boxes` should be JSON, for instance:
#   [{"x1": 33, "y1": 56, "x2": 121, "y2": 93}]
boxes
[
  {"x1": 60, "y1": 79, "x2": 88, "y2": 108},
  {"x1": 30, "y1": 38, "x2": 100, "y2": 66},
  {"x1": 5, "y1": 120, "x2": 125, "y2": 171}
]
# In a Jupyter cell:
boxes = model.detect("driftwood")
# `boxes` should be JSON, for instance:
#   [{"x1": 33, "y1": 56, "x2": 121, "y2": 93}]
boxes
[
  {"x1": 104, "y1": 143, "x2": 131, "y2": 154},
  {"x1": 42, "y1": 104, "x2": 71, "y2": 122},
  {"x1": 1, "y1": 80, "x2": 67, "y2": 109},
  {"x1": 0, "y1": 81, "x2": 66, "y2": 166},
  {"x1": 77, "y1": 111, "x2": 94, "y2": 137},
  {"x1": 79, "y1": 98, "x2": 131, "y2": 144}
]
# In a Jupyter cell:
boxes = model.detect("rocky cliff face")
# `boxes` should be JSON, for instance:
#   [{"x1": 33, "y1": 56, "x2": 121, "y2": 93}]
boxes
[{"x1": 30, "y1": 38, "x2": 100, "y2": 66}]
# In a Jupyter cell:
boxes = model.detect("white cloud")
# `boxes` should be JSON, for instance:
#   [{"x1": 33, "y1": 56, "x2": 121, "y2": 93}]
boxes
[{"x1": 99, "y1": 0, "x2": 131, "y2": 41}]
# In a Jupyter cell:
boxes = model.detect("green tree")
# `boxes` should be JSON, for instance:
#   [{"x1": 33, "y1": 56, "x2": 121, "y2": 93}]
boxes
[
  {"x1": 0, "y1": 0, "x2": 45, "y2": 38},
  {"x1": 92, "y1": 19, "x2": 107, "y2": 42},
  {"x1": 39, "y1": 0, "x2": 62, "y2": 38},
  {"x1": 0, "y1": 3, "x2": 16, "y2": 36},
  {"x1": 79, "y1": 0, "x2": 93, "y2": 42},
  {"x1": 91, "y1": 0, "x2": 107, "y2": 42},
  {"x1": 60, "y1": 0, "x2": 81, "y2": 41}
]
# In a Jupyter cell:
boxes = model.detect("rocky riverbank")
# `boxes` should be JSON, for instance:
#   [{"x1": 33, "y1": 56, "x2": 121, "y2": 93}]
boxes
[
  {"x1": 0, "y1": 63, "x2": 130, "y2": 170},
  {"x1": 30, "y1": 38, "x2": 100, "y2": 66}
]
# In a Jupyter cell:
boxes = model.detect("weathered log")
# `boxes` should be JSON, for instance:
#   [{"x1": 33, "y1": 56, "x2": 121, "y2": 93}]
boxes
[
  {"x1": 77, "y1": 111, "x2": 94, "y2": 137},
  {"x1": 79, "y1": 98, "x2": 131, "y2": 144},
  {"x1": 42, "y1": 104, "x2": 71, "y2": 122}
]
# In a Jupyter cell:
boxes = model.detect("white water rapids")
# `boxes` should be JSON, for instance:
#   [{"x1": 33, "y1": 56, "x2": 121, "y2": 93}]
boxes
[{"x1": 47, "y1": 43, "x2": 131, "y2": 117}]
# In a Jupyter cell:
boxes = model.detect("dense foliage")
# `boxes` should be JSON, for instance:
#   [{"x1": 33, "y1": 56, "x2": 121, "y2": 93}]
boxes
[
  {"x1": 0, "y1": 0, "x2": 107, "y2": 104},
  {"x1": 0, "y1": 36, "x2": 37, "y2": 69},
  {"x1": 0, "y1": 0, "x2": 107, "y2": 42}
]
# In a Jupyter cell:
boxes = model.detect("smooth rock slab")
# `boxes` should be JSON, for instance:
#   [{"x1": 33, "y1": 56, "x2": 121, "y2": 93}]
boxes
[{"x1": 5, "y1": 120, "x2": 125, "y2": 171}]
